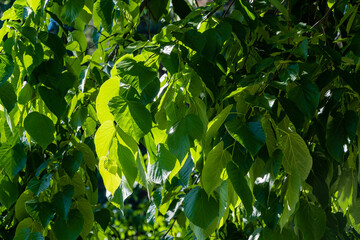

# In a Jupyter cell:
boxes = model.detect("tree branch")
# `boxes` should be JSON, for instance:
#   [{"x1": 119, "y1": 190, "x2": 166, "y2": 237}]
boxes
[{"x1": 310, "y1": 0, "x2": 339, "y2": 29}]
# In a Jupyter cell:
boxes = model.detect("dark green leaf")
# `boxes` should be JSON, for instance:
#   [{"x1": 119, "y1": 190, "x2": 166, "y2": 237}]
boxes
[
  {"x1": 326, "y1": 112, "x2": 348, "y2": 163},
  {"x1": 226, "y1": 161, "x2": 254, "y2": 216},
  {"x1": 25, "y1": 199, "x2": 55, "y2": 228},
  {"x1": 28, "y1": 174, "x2": 52, "y2": 196},
  {"x1": 52, "y1": 185, "x2": 74, "y2": 220},
  {"x1": 94, "y1": 0, "x2": 114, "y2": 33},
  {"x1": 95, "y1": 208, "x2": 111, "y2": 231},
  {"x1": 184, "y1": 186, "x2": 219, "y2": 229},
  {"x1": 172, "y1": 0, "x2": 191, "y2": 19},
  {"x1": 148, "y1": 144, "x2": 177, "y2": 184},
  {"x1": 38, "y1": 86, "x2": 66, "y2": 118},
  {"x1": 288, "y1": 82, "x2": 320, "y2": 119},
  {"x1": 53, "y1": 209, "x2": 84, "y2": 240},
  {"x1": 0, "y1": 174, "x2": 19, "y2": 208},
  {"x1": 225, "y1": 119, "x2": 266, "y2": 156},
  {"x1": 0, "y1": 54, "x2": 14, "y2": 87},
  {"x1": 183, "y1": 29, "x2": 206, "y2": 53},
  {"x1": 295, "y1": 199, "x2": 326, "y2": 240},
  {"x1": 167, "y1": 114, "x2": 204, "y2": 161},
  {"x1": 63, "y1": 151, "x2": 83, "y2": 178},
  {"x1": 24, "y1": 112, "x2": 55, "y2": 149},
  {"x1": 116, "y1": 58, "x2": 157, "y2": 93},
  {"x1": 0, "y1": 143, "x2": 26, "y2": 179},
  {"x1": 61, "y1": 0, "x2": 85, "y2": 24},
  {"x1": 38, "y1": 31, "x2": 66, "y2": 58},
  {"x1": 0, "y1": 81, "x2": 17, "y2": 112}
]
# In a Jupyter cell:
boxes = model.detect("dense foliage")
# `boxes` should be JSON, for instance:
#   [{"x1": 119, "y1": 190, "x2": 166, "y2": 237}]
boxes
[{"x1": 1, "y1": 0, "x2": 360, "y2": 239}]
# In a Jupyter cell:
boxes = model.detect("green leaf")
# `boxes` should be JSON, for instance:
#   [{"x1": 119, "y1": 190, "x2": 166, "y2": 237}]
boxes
[
  {"x1": 98, "y1": 155, "x2": 122, "y2": 195},
  {"x1": 18, "y1": 82, "x2": 34, "y2": 105},
  {"x1": 116, "y1": 58, "x2": 157, "y2": 93},
  {"x1": 0, "y1": 54, "x2": 14, "y2": 87},
  {"x1": 15, "y1": 190, "x2": 33, "y2": 221},
  {"x1": 202, "y1": 142, "x2": 231, "y2": 195},
  {"x1": 109, "y1": 96, "x2": 152, "y2": 141},
  {"x1": 0, "y1": 143, "x2": 26, "y2": 178},
  {"x1": 295, "y1": 199, "x2": 326, "y2": 240},
  {"x1": 25, "y1": 199, "x2": 55, "y2": 228},
  {"x1": 15, "y1": 218, "x2": 42, "y2": 237},
  {"x1": 94, "y1": 120, "x2": 116, "y2": 159},
  {"x1": 38, "y1": 31, "x2": 66, "y2": 58},
  {"x1": 28, "y1": 174, "x2": 52, "y2": 196},
  {"x1": 75, "y1": 198, "x2": 94, "y2": 239},
  {"x1": 279, "y1": 172, "x2": 301, "y2": 229},
  {"x1": 95, "y1": 208, "x2": 111, "y2": 231},
  {"x1": 183, "y1": 29, "x2": 206, "y2": 53},
  {"x1": 225, "y1": 119, "x2": 266, "y2": 156},
  {"x1": 52, "y1": 185, "x2": 74, "y2": 220},
  {"x1": 326, "y1": 112, "x2": 348, "y2": 163},
  {"x1": 74, "y1": 142, "x2": 97, "y2": 171},
  {"x1": 94, "y1": 0, "x2": 114, "y2": 33},
  {"x1": 349, "y1": 198, "x2": 360, "y2": 233},
  {"x1": 294, "y1": 40, "x2": 308, "y2": 60},
  {"x1": 147, "y1": 0, "x2": 169, "y2": 21},
  {"x1": 61, "y1": 0, "x2": 85, "y2": 24},
  {"x1": 259, "y1": 228, "x2": 298, "y2": 240},
  {"x1": 95, "y1": 76, "x2": 120, "y2": 124},
  {"x1": 351, "y1": 33, "x2": 360, "y2": 57},
  {"x1": 205, "y1": 104, "x2": 232, "y2": 148},
  {"x1": 184, "y1": 186, "x2": 219, "y2": 229},
  {"x1": 24, "y1": 112, "x2": 55, "y2": 149},
  {"x1": 53, "y1": 209, "x2": 84, "y2": 240},
  {"x1": 27, "y1": 0, "x2": 41, "y2": 12},
  {"x1": 226, "y1": 161, "x2": 254, "y2": 216},
  {"x1": 172, "y1": 0, "x2": 191, "y2": 19},
  {"x1": 63, "y1": 151, "x2": 83, "y2": 178},
  {"x1": 0, "y1": 81, "x2": 17, "y2": 112},
  {"x1": 167, "y1": 114, "x2": 204, "y2": 161},
  {"x1": 238, "y1": 0, "x2": 256, "y2": 20},
  {"x1": 280, "y1": 131, "x2": 312, "y2": 181},
  {"x1": 287, "y1": 82, "x2": 320, "y2": 119},
  {"x1": 13, "y1": 228, "x2": 44, "y2": 240},
  {"x1": 337, "y1": 168, "x2": 357, "y2": 212},
  {"x1": 38, "y1": 86, "x2": 66, "y2": 118},
  {"x1": 268, "y1": 0, "x2": 289, "y2": 19},
  {"x1": 116, "y1": 139, "x2": 138, "y2": 187},
  {"x1": 0, "y1": 174, "x2": 19, "y2": 209},
  {"x1": 148, "y1": 144, "x2": 177, "y2": 184}
]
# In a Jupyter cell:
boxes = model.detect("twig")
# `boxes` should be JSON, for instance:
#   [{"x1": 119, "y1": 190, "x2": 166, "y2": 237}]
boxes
[
  {"x1": 310, "y1": 0, "x2": 339, "y2": 29},
  {"x1": 222, "y1": 0, "x2": 235, "y2": 18},
  {"x1": 162, "y1": 219, "x2": 176, "y2": 239},
  {"x1": 201, "y1": 5, "x2": 221, "y2": 23},
  {"x1": 70, "y1": 32, "x2": 119, "y2": 66}
]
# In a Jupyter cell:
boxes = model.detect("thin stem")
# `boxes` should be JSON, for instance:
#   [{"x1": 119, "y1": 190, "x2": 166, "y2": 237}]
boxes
[
  {"x1": 162, "y1": 219, "x2": 176, "y2": 239},
  {"x1": 310, "y1": 0, "x2": 339, "y2": 29},
  {"x1": 222, "y1": 0, "x2": 235, "y2": 18}
]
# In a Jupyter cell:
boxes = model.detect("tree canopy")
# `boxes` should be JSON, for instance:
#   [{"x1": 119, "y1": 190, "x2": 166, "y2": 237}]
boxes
[{"x1": 1, "y1": 0, "x2": 360, "y2": 239}]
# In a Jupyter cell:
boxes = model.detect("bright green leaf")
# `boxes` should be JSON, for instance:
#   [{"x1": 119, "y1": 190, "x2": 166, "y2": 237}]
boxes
[
  {"x1": 202, "y1": 142, "x2": 231, "y2": 195},
  {"x1": 109, "y1": 96, "x2": 152, "y2": 141},
  {"x1": 280, "y1": 131, "x2": 312, "y2": 181}
]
